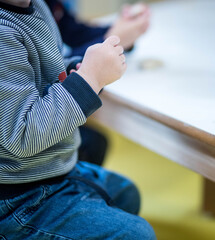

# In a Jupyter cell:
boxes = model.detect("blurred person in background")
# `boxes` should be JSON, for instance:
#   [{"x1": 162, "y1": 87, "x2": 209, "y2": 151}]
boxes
[
  {"x1": 46, "y1": 0, "x2": 150, "y2": 56},
  {"x1": 46, "y1": 0, "x2": 150, "y2": 166}
]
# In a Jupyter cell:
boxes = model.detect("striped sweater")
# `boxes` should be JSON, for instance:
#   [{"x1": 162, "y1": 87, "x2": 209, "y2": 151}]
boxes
[{"x1": 0, "y1": 0, "x2": 102, "y2": 183}]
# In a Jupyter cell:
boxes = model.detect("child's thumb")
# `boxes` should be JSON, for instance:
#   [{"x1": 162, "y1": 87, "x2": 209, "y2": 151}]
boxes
[{"x1": 104, "y1": 35, "x2": 120, "y2": 46}]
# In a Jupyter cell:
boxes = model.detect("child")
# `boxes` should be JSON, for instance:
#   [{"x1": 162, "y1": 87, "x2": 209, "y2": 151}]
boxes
[{"x1": 0, "y1": 0, "x2": 156, "y2": 239}]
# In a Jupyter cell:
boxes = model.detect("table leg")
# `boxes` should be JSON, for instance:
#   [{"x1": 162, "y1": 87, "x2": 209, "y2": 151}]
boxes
[{"x1": 202, "y1": 178, "x2": 215, "y2": 216}]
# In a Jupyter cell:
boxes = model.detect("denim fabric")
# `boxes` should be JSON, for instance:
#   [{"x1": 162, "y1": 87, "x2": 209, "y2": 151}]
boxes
[{"x1": 0, "y1": 162, "x2": 156, "y2": 240}]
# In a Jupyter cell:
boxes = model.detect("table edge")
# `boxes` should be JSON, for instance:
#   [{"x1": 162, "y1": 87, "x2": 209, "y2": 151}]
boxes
[{"x1": 101, "y1": 90, "x2": 215, "y2": 147}]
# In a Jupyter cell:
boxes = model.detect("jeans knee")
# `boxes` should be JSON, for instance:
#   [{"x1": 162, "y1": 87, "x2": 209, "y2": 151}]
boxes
[
  {"x1": 123, "y1": 218, "x2": 156, "y2": 240},
  {"x1": 114, "y1": 181, "x2": 141, "y2": 215},
  {"x1": 130, "y1": 182, "x2": 141, "y2": 214},
  {"x1": 136, "y1": 221, "x2": 156, "y2": 240}
]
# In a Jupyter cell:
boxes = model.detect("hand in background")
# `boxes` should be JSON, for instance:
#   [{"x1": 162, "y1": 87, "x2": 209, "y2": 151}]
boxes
[
  {"x1": 105, "y1": 3, "x2": 150, "y2": 50},
  {"x1": 77, "y1": 36, "x2": 126, "y2": 94}
]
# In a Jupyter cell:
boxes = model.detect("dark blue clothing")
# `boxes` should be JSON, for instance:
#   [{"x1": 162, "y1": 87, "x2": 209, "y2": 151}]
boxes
[{"x1": 45, "y1": 0, "x2": 110, "y2": 56}]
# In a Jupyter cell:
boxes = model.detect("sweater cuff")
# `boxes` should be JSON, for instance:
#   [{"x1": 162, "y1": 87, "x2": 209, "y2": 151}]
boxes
[{"x1": 62, "y1": 72, "x2": 102, "y2": 117}]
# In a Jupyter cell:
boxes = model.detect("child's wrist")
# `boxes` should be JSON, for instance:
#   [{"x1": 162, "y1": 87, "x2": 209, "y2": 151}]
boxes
[{"x1": 76, "y1": 69, "x2": 101, "y2": 94}]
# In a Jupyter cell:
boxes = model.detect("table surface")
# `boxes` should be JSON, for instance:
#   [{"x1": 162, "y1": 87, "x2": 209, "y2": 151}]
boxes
[
  {"x1": 102, "y1": 0, "x2": 215, "y2": 146},
  {"x1": 91, "y1": 0, "x2": 215, "y2": 181}
]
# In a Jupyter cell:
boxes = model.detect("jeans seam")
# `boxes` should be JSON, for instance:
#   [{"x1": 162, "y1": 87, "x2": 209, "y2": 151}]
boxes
[
  {"x1": 0, "y1": 235, "x2": 7, "y2": 240},
  {"x1": 6, "y1": 186, "x2": 50, "y2": 222},
  {"x1": 4, "y1": 199, "x2": 13, "y2": 212},
  {"x1": 19, "y1": 186, "x2": 47, "y2": 220},
  {"x1": 4, "y1": 192, "x2": 75, "y2": 240},
  {"x1": 12, "y1": 212, "x2": 76, "y2": 240}
]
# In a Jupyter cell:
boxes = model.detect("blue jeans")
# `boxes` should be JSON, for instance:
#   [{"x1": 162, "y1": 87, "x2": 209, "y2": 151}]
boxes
[{"x1": 0, "y1": 162, "x2": 156, "y2": 240}]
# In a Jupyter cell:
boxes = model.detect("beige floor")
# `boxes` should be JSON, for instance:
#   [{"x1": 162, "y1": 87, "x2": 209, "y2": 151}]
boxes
[{"x1": 91, "y1": 123, "x2": 215, "y2": 240}]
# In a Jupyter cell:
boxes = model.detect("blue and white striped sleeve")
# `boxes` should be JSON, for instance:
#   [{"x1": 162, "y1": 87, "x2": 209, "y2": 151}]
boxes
[{"x1": 0, "y1": 26, "x2": 102, "y2": 158}]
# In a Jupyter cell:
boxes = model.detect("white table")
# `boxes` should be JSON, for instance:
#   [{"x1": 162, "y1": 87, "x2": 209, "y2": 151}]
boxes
[{"x1": 91, "y1": 0, "x2": 215, "y2": 214}]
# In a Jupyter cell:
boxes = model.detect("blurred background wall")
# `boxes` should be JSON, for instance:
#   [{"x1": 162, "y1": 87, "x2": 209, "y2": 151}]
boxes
[{"x1": 76, "y1": 0, "x2": 161, "y2": 19}]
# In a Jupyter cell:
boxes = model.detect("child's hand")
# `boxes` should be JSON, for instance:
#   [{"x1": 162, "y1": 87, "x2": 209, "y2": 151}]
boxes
[
  {"x1": 122, "y1": 3, "x2": 149, "y2": 19},
  {"x1": 105, "y1": 3, "x2": 150, "y2": 50},
  {"x1": 76, "y1": 36, "x2": 126, "y2": 94}
]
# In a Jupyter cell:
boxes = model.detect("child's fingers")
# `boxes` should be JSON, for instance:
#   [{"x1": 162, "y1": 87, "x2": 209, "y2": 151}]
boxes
[
  {"x1": 120, "y1": 54, "x2": 126, "y2": 64},
  {"x1": 115, "y1": 45, "x2": 124, "y2": 56},
  {"x1": 76, "y1": 63, "x2": 82, "y2": 70},
  {"x1": 121, "y1": 4, "x2": 132, "y2": 19},
  {"x1": 104, "y1": 35, "x2": 120, "y2": 47},
  {"x1": 127, "y1": 3, "x2": 148, "y2": 19},
  {"x1": 70, "y1": 69, "x2": 76, "y2": 74}
]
